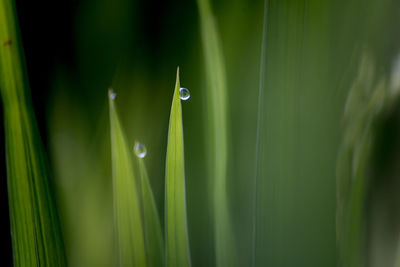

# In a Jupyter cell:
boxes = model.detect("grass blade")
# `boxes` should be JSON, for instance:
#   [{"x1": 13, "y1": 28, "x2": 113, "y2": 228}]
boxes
[
  {"x1": 253, "y1": 1, "x2": 352, "y2": 266},
  {"x1": 252, "y1": 0, "x2": 269, "y2": 266},
  {"x1": 0, "y1": 0, "x2": 67, "y2": 266},
  {"x1": 109, "y1": 89, "x2": 147, "y2": 266},
  {"x1": 137, "y1": 151, "x2": 164, "y2": 267},
  {"x1": 196, "y1": 0, "x2": 236, "y2": 266},
  {"x1": 165, "y1": 67, "x2": 191, "y2": 267}
]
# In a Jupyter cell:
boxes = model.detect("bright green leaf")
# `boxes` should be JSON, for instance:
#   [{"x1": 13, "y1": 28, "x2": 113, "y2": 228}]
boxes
[
  {"x1": 0, "y1": 0, "x2": 67, "y2": 266},
  {"x1": 137, "y1": 153, "x2": 164, "y2": 267},
  {"x1": 109, "y1": 90, "x2": 147, "y2": 267},
  {"x1": 165, "y1": 68, "x2": 191, "y2": 267}
]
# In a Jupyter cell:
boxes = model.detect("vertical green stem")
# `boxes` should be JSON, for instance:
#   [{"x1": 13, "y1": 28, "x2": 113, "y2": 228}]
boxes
[
  {"x1": 197, "y1": 1, "x2": 236, "y2": 266},
  {"x1": 0, "y1": 0, "x2": 67, "y2": 266}
]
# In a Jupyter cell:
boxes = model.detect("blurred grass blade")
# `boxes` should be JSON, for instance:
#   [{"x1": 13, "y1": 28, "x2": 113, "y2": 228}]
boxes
[
  {"x1": 197, "y1": 0, "x2": 236, "y2": 266},
  {"x1": 0, "y1": 0, "x2": 67, "y2": 266},
  {"x1": 254, "y1": 1, "x2": 339, "y2": 266},
  {"x1": 109, "y1": 90, "x2": 147, "y2": 266},
  {"x1": 137, "y1": 154, "x2": 164, "y2": 267},
  {"x1": 165, "y1": 68, "x2": 191, "y2": 267},
  {"x1": 337, "y1": 54, "x2": 388, "y2": 267},
  {"x1": 253, "y1": 0, "x2": 269, "y2": 266}
]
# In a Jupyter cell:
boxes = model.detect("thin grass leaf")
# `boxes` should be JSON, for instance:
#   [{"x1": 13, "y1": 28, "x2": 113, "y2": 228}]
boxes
[
  {"x1": 253, "y1": 1, "x2": 340, "y2": 266},
  {"x1": 165, "y1": 67, "x2": 191, "y2": 267},
  {"x1": 252, "y1": 1, "x2": 268, "y2": 266},
  {"x1": 109, "y1": 89, "x2": 147, "y2": 266},
  {"x1": 196, "y1": 1, "x2": 236, "y2": 266},
  {"x1": 137, "y1": 151, "x2": 164, "y2": 267},
  {"x1": 0, "y1": 0, "x2": 67, "y2": 266}
]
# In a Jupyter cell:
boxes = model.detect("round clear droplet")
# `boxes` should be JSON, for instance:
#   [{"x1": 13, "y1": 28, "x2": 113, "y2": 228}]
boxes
[
  {"x1": 134, "y1": 142, "x2": 147, "y2": 158},
  {"x1": 179, "y1": 87, "x2": 190, "y2": 101},
  {"x1": 109, "y1": 88, "x2": 116, "y2": 100}
]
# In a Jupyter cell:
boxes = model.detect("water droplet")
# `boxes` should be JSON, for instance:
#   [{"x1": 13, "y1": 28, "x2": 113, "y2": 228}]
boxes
[
  {"x1": 109, "y1": 88, "x2": 116, "y2": 100},
  {"x1": 179, "y1": 87, "x2": 190, "y2": 101},
  {"x1": 134, "y1": 142, "x2": 147, "y2": 158}
]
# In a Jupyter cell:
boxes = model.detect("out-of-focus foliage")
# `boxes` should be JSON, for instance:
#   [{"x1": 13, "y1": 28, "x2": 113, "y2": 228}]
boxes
[
  {"x1": 254, "y1": 1, "x2": 337, "y2": 265},
  {"x1": 197, "y1": 0, "x2": 236, "y2": 266},
  {"x1": 337, "y1": 53, "x2": 400, "y2": 267}
]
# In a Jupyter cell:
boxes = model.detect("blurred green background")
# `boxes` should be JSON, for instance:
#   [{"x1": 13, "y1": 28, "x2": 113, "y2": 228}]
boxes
[{"x1": 2, "y1": 0, "x2": 400, "y2": 266}]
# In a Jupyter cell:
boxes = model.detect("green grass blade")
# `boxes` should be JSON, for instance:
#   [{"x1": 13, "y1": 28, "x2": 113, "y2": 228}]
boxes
[
  {"x1": 109, "y1": 90, "x2": 147, "y2": 266},
  {"x1": 0, "y1": 0, "x2": 67, "y2": 266},
  {"x1": 252, "y1": 1, "x2": 269, "y2": 266},
  {"x1": 196, "y1": 1, "x2": 236, "y2": 266},
  {"x1": 137, "y1": 154, "x2": 164, "y2": 267},
  {"x1": 165, "y1": 68, "x2": 191, "y2": 267},
  {"x1": 253, "y1": 1, "x2": 337, "y2": 266}
]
